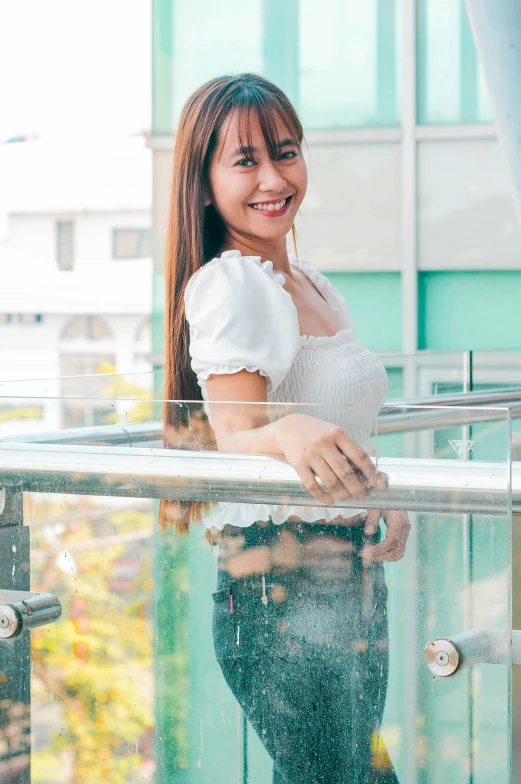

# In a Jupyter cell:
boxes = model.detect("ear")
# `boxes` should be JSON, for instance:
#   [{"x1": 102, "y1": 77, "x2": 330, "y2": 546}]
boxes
[{"x1": 203, "y1": 187, "x2": 212, "y2": 207}]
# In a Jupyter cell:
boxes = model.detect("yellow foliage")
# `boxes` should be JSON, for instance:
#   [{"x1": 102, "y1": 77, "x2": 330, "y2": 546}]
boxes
[
  {"x1": 0, "y1": 406, "x2": 43, "y2": 423},
  {"x1": 29, "y1": 496, "x2": 155, "y2": 783}
]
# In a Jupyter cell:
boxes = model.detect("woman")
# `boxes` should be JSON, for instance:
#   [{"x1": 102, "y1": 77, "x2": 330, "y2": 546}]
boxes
[{"x1": 163, "y1": 73, "x2": 409, "y2": 783}]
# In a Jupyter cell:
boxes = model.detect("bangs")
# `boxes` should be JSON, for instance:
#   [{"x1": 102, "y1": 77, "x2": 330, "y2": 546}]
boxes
[{"x1": 219, "y1": 84, "x2": 303, "y2": 161}]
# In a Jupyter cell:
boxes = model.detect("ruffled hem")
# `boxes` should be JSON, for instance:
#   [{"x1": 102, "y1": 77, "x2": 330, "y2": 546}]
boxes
[
  {"x1": 197, "y1": 364, "x2": 271, "y2": 390},
  {"x1": 202, "y1": 502, "x2": 368, "y2": 531},
  {"x1": 289, "y1": 254, "x2": 356, "y2": 345},
  {"x1": 220, "y1": 250, "x2": 287, "y2": 288},
  {"x1": 185, "y1": 249, "x2": 356, "y2": 350},
  {"x1": 299, "y1": 327, "x2": 353, "y2": 346}
]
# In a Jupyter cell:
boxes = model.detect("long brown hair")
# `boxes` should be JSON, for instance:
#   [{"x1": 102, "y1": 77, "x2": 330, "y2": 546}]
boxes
[{"x1": 161, "y1": 73, "x2": 303, "y2": 533}]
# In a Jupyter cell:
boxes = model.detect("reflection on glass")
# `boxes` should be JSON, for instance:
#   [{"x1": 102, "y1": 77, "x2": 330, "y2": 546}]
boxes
[
  {"x1": 0, "y1": 397, "x2": 512, "y2": 781},
  {"x1": 28, "y1": 494, "x2": 154, "y2": 783}
]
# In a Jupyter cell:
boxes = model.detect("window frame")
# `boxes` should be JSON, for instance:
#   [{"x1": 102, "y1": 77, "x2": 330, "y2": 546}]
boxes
[
  {"x1": 56, "y1": 220, "x2": 75, "y2": 271},
  {"x1": 112, "y1": 228, "x2": 151, "y2": 260}
]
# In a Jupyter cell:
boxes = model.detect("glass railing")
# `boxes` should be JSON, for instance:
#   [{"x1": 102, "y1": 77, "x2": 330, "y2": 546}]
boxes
[
  {"x1": 2, "y1": 347, "x2": 521, "y2": 410},
  {"x1": 0, "y1": 393, "x2": 515, "y2": 783},
  {"x1": 379, "y1": 348, "x2": 521, "y2": 400}
]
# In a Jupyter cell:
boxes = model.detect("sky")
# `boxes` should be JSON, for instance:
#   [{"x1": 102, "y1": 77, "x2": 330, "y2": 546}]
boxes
[
  {"x1": 0, "y1": 1, "x2": 152, "y2": 234},
  {"x1": 0, "y1": 0, "x2": 151, "y2": 142}
]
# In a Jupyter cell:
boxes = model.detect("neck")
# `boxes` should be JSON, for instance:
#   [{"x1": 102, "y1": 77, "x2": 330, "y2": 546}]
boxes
[{"x1": 220, "y1": 232, "x2": 293, "y2": 276}]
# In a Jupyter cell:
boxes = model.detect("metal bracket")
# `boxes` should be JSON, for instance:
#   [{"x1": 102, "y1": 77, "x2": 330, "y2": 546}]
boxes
[
  {"x1": 425, "y1": 628, "x2": 521, "y2": 676},
  {"x1": 0, "y1": 590, "x2": 62, "y2": 640}
]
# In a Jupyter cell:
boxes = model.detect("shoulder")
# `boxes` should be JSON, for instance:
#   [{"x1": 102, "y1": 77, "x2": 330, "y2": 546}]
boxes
[
  {"x1": 183, "y1": 250, "x2": 301, "y2": 394},
  {"x1": 184, "y1": 250, "x2": 298, "y2": 330},
  {"x1": 184, "y1": 249, "x2": 289, "y2": 314}
]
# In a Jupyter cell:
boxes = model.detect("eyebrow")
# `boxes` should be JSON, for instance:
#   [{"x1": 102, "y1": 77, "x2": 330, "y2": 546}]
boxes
[{"x1": 228, "y1": 138, "x2": 298, "y2": 159}]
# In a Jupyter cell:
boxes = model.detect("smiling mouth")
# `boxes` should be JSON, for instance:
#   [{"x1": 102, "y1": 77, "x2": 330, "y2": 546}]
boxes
[{"x1": 248, "y1": 195, "x2": 293, "y2": 214}]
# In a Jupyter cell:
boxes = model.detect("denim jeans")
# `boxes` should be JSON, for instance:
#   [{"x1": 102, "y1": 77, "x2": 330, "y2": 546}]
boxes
[{"x1": 212, "y1": 519, "x2": 398, "y2": 784}]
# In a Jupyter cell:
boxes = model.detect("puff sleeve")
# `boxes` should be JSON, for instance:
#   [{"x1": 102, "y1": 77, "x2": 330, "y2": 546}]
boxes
[{"x1": 184, "y1": 251, "x2": 301, "y2": 395}]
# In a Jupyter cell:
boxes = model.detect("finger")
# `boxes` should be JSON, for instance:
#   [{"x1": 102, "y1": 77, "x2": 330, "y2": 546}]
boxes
[
  {"x1": 387, "y1": 512, "x2": 411, "y2": 550},
  {"x1": 296, "y1": 463, "x2": 335, "y2": 505},
  {"x1": 309, "y1": 458, "x2": 351, "y2": 501},
  {"x1": 321, "y1": 448, "x2": 369, "y2": 501},
  {"x1": 364, "y1": 509, "x2": 381, "y2": 536},
  {"x1": 361, "y1": 539, "x2": 404, "y2": 563},
  {"x1": 360, "y1": 513, "x2": 410, "y2": 562},
  {"x1": 335, "y1": 432, "x2": 386, "y2": 488}
]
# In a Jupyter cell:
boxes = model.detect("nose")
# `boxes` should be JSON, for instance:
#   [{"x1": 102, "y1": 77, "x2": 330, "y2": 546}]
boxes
[{"x1": 257, "y1": 159, "x2": 288, "y2": 194}]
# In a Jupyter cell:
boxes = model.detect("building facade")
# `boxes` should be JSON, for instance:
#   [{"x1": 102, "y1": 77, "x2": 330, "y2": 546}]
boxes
[
  {"x1": 0, "y1": 139, "x2": 153, "y2": 433},
  {"x1": 150, "y1": 0, "x2": 521, "y2": 363}
]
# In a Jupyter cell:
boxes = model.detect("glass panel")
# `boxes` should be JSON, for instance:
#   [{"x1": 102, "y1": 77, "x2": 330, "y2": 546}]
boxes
[
  {"x1": 153, "y1": 0, "x2": 400, "y2": 133},
  {"x1": 113, "y1": 228, "x2": 151, "y2": 259},
  {"x1": 0, "y1": 371, "x2": 162, "y2": 440},
  {"x1": 171, "y1": 0, "x2": 263, "y2": 124},
  {"x1": 0, "y1": 397, "x2": 512, "y2": 782},
  {"x1": 299, "y1": 0, "x2": 401, "y2": 128},
  {"x1": 418, "y1": 139, "x2": 521, "y2": 270},
  {"x1": 417, "y1": 0, "x2": 493, "y2": 125},
  {"x1": 471, "y1": 351, "x2": 521, "y2": 390},
  {"x1": 470, "y1": 351, "x2": 521, "y2": 460},
  {"x1": 56, "y1": 222, "x2": 75, "y2": 271},
  {"x1": 379, "y1": 351, "x2": 471, "y2": 399}
]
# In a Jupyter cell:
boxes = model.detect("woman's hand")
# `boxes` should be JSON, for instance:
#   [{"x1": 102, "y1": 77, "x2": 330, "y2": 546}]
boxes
[
  {"x1": 360, "y1": 509, "x2": 411, "y2": 563},
  {"x1": 272, "y1": 413, "x2": 388, "y2": 505}
]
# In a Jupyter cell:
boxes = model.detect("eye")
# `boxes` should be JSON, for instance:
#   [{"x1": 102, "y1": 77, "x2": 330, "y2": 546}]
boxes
[
  {"x1": 235, "y1": 158, "x2": 256, "y2": 167},
  {"x1": 279, "y1": 150, "x2": 298, "y2": 161}
]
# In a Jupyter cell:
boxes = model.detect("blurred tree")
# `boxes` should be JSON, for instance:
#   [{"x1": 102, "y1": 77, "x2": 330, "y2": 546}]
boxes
[
  {"x1": 27, "y1": 496, "x2": 154, "y2": 784},
  {"x1": 97, "y1": 363, "x2": 154, "y2": 425}
]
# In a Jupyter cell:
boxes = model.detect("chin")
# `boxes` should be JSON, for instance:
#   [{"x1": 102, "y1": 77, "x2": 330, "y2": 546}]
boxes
[{"x1": 249, "y1": 217, "x2": 295, "y2": 238}]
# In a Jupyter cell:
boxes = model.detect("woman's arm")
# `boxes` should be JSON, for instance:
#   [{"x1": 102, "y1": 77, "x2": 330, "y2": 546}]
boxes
[{"x1": 206, "y1": 370, "x2": 387, "y2": 505}]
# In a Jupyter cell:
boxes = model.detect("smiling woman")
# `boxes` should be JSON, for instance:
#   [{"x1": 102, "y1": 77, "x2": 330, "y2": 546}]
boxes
[
  {"x1": 206, "y1": 110, "x2": 306, "y2": 254},
  {"x1": 161, "y1": 73, "x2": 405, "y2": 783}
]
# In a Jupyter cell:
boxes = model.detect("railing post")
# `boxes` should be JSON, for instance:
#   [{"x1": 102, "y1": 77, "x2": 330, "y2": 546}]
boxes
[{"x1": 0, "y1": 484, "x2": 31, "y2": 784}]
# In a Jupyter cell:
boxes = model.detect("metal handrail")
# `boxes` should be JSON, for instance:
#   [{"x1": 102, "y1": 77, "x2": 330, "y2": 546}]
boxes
[
  {"x1": 0, "y1": 442, "x2": 517, "y2": 515},
  {"x1": 387, "y1": 386, "x2": 521, "y2": 407}
]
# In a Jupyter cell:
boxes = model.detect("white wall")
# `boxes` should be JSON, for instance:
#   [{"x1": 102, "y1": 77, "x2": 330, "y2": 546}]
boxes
[
  {"x1": 6, "y1": 209, "x2": 151, "y2": 271},
  {"x1": 0, "y1": 208, "x2": 153, "y2": 436}
]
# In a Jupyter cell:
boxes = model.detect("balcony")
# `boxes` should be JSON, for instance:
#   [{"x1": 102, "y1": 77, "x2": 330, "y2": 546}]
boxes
[{"x1": 0, "y1": 360, "x2": 519, "y2": 783}]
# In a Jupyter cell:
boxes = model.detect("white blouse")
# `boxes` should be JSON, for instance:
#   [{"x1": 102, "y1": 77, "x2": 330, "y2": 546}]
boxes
[{"x1": 184, "y1": 249, "x2": 388, "y2": 530}]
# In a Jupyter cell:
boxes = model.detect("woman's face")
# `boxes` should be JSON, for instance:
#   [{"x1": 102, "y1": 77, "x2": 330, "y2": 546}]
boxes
[{"x1": 207, "y1": 110, "x2": 307, "y2": 246}]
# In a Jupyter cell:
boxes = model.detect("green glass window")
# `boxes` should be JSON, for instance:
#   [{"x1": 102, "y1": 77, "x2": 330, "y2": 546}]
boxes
[
  {"x1": 56, "y1": 221, "x2": 75, "y2": 271},
  {"x1": 417, "y1": 0, "x2": 493, "y2": 124},
  {"x1": 171, "y1": 0, "x2": 263, "y2": 124},
  {"x1": 299, "y1": 0, "x2": 401, "y2": 128},
  {"x1": 113, "y1": 228, "x2": 151, "y2": 259},
  {"x1": 153, "y1": 0, "x2": 401, "y2": 133}
]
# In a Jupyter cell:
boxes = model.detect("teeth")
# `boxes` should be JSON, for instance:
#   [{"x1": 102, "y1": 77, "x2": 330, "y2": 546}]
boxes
[{"x1": 251, "y1": 198, "x2": 287, "y2": 211}]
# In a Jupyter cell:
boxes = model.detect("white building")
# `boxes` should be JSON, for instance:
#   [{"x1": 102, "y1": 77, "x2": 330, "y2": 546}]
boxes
[{"x1": 0, "y1": 137, "x2": 153, "y2": 433}]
